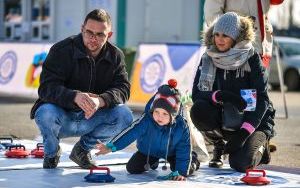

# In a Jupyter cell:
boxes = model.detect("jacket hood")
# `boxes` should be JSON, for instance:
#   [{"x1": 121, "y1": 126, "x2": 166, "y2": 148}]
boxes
[{"x1": 202, "y1": 15, "x2": 255, "y2": 48}]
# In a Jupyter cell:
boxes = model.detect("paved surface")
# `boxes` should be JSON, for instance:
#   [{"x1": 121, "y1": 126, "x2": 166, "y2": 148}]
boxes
[{"x1": 0, "y1": 91, "x2": 300, "y2": 170}]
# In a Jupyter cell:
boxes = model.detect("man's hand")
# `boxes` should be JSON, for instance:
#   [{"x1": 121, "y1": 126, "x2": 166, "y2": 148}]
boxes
[
  {"x1": 74, "y1": 92, "x2": 105, "y2": 119},
  {"x1": 74, "y1": 92, "x2": 96, "y2": 114},
  {"x1": 87, "y1": 92, "x2": 106, "y2": 108},
  {"x1": 83, "y1": 96, "x2": 100, "y2": 119}
]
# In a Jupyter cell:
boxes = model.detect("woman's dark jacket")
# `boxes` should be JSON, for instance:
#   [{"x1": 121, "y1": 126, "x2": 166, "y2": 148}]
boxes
[
  {"x1": 30, "y1": 34, "x2": 130, "y2": 119},
  {"x1": 192, "y1": 52, "x2": 275, "y2": 137}
]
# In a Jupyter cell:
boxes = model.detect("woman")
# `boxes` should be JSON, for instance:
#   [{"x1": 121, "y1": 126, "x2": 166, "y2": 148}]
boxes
[{"x1": 190, "y1": 12, "x2": 275, "y2": 172}]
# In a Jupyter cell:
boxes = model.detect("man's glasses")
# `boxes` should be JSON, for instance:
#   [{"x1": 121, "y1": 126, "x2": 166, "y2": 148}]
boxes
[{"x1": 82, "y1": 28, "x2": 106, "y2": 40}]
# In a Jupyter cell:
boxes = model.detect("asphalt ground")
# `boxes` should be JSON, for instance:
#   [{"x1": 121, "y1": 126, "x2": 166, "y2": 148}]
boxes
[{"x1": 0, "y1": 91, "x2": 299, "y2": 173}]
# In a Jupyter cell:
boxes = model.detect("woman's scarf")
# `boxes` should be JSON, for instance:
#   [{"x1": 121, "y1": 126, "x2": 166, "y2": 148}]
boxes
[{"x1": 197, "y1": 41, "x2": 254, "y2": 91}]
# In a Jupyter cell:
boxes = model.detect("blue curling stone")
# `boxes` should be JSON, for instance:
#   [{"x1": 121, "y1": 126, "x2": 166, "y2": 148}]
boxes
[
  {"x1": 84, "y1": 172, "x2": 115, "y2": 183},
  {"x1": 0, "y1": 144, "x2": 5, "y2": 150},
  {"x1": 1, "y1": 143, "x2": 15, "y2": 149}
]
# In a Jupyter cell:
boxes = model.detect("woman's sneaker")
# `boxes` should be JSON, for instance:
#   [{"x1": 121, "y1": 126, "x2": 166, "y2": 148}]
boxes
[
  {"x1": 260, "y1": 141, "x2": 271, "y2": 164},
  {"x1": 208, "y1": 147, "x2": 223, "y2": 168}
]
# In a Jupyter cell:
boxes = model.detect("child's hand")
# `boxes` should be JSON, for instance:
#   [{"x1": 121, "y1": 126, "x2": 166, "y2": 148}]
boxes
[
  {"x1": 157, "y1": 171, "x2": 186, "y2": 181},
  {"x1": 172, "y1": 175, "x2": 186, "y2": 181},
  {"x1": 95, "y1": 141, "x2": 111, "y2": 155}
]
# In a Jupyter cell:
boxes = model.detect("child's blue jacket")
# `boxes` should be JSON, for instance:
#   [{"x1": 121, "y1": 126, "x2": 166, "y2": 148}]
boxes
[{"x1": 108, "y1": 97, "x2": 192, "y2": 176}]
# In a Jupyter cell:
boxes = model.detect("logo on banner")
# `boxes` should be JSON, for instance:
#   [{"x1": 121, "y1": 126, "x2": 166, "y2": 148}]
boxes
[
  {"x1": 25, "y1": 52, "x2": 47, "y2": 88},
  {"x1": 0, "y1": 51, "x2": 17, "y2": 84},
  {"x1": 140, "y1": 54, "x2": 166, "y2": 93}
]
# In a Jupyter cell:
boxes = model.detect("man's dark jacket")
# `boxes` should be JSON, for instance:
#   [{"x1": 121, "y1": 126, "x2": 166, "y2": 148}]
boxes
[{"x1": 30, "y1": 34, "x2": 130, "y2": 119}]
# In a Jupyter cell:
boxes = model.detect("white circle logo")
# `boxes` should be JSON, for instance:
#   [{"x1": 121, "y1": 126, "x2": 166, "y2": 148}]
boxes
[
  {"x1": 0, "y1": 51, "x2": 17, "y2": 84},
  {"x1": 140, "y1": 54, "x2": 166, "y2": 93}
]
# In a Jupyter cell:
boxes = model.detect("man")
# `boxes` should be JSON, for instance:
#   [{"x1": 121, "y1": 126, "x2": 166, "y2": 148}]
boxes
[{"x1": 30, "y1": 9, "x2": 133, "y2": 169}]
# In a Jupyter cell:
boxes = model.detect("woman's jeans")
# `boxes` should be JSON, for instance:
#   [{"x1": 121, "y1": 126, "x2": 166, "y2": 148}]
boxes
[{"x1": 34, "y1": 103, "x2": 133, "y2": 158}]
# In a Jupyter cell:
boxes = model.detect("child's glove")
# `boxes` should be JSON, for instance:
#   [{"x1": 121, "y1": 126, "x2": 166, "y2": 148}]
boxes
[
  {"x1": 213, "y1": 90, "x2": 247, "y2": 111},
  {"x1": 224, "y1": 122, "x2": 255, "y2": 154}
]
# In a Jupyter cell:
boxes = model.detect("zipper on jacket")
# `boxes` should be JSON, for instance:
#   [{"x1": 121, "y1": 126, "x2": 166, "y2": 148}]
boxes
[
  {"x1": 159, "y1": 129, "x2": 167, "y2": 156},
  {"x1": 88, "y1": 57, "x2": 95, "y2": 92}
]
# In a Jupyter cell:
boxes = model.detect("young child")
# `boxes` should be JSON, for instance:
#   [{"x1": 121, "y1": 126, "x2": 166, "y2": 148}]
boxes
[{"x1": 95, "y1": 79, "x2": 200, "y2": 181}]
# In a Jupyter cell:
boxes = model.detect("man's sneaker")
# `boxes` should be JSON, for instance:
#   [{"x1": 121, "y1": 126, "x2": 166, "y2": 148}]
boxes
[
  {"x1": 209, "y1": 146, "x2": 223, "y2": 168},
  {"x1": 43, "y1": 145, "x2": 61, "y2": 169},
  {"x1": 69, "y1": 141, "x2": 96, "y2": 169}
]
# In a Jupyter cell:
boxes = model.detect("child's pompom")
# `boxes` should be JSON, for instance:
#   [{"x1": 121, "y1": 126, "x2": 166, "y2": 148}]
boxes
[{"x1": 168, "y1": 79, "x2": 177, "y2": 88}]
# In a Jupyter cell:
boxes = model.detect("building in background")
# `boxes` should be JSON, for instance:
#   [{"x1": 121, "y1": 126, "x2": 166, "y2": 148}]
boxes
[
  {"x1": 1, "y1": 0, "x2": 299, "y2": 48},
  {"x1": 125, "y1": 0, "x2": 203, "y2": 47},
  {"x1": 0, "y1": 0, "x2": 117, "y2": 43},
  {"x1": 0, "y1": 0, "x2": 205, "y2": 47}
]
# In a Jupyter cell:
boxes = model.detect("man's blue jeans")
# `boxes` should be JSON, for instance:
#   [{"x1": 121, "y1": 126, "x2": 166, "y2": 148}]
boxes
[{"x1": 34, "y1": 103, "x2": 133, "y2": 158}]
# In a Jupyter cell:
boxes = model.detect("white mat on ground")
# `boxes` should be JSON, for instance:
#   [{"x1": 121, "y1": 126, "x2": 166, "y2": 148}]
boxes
[{"x1": 0, "y1": 140, "x2": 300, "y2": 188}]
